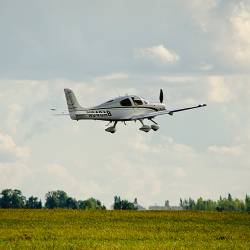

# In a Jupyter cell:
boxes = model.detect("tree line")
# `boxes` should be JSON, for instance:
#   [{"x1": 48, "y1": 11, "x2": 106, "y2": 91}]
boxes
[
  {"x1": 0, "y1": 189, "x2": 105, "y2": 210},
  {"x1": 0, "y1": 189, "x2": 139, "y2": 210},
  {"x1": 113, "y1": 196, "x2": 138, "y2": 210},
  {"x1": 1, "y1": 189, "x2": 249, "y2": 211},
  {"x1": 180, "y1": 194, "x2": 250, "y2": 212}
]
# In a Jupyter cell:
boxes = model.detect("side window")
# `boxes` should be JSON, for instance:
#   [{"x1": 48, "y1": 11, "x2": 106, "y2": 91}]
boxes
[
  {"x1": 132, "y1": 97, "x2": 143, "y2": 106},
  {"x1": 120, "y1": 98, "x2": 132, "y2": 106}
]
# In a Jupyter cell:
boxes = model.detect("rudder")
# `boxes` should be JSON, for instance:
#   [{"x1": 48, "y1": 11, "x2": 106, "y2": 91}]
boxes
[
  {"x1": 64, "y1": 88, "x2": 84, "y2": 120},
  {"x1": 64, "y1": 88, "x2": 82, "y2": 110}
]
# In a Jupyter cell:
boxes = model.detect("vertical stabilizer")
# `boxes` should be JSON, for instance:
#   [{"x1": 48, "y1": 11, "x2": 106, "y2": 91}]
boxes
[{"x1": 64, "y1": 89, "x2": 83, "y2": 120}]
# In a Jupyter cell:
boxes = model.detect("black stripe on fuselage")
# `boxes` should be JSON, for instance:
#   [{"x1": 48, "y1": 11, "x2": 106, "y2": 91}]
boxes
[{"x1": 85, "y1": 106, "x2": 159, "y2": 112}]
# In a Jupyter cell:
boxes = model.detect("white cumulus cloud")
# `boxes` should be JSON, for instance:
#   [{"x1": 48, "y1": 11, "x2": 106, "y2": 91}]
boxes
[
  {"x1": 94, "y1": 73, "x2": 129, "y2": 82},
  {"x1": 229, "y1": 2, "x2": 250, "y2": 63},
  {"x1": 6, "y1": 104, "x2": 23, "y2": 134},
  {"x1": 208, "y1": 76, "x2": 235, "y2": 103},
  {"x1": 208, "y1": 145, "x2": 244, "y2": 156},
  {"x1": 135, "y1": 45, "x2": 179, "y2": 64},
  {"x1": 0, "y1": 132, "x2": 30, "y2": 162}
]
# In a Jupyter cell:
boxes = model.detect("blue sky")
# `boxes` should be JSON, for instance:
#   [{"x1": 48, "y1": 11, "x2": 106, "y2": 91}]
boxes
[{"x1": 0, "y1": 0, "x2": 249, "y2": 207}]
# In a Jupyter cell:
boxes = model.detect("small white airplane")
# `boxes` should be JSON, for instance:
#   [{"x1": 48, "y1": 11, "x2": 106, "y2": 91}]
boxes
[{"x1": 53, "y1": 88, "x2": 206, "y2": 134}]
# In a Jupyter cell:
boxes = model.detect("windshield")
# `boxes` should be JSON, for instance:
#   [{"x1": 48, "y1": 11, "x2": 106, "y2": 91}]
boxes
[
  {"x1": 132, "y1": 97, "x2": 143, "y2": 106},
  {"x1": 120, "y1": 98, "x2": 132, "y2": 106}
]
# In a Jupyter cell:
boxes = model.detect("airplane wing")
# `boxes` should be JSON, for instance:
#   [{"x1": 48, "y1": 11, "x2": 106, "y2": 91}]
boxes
[{"x1": 131, "y1": 104, "x2": 207, "y2": 120}]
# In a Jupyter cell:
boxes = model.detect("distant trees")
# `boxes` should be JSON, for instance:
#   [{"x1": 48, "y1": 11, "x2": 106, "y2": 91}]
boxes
[
  {"x1": 113, "y1": 196, "x2": 138, "y2": 210},
  {"x1": 0, "y1": 189, "x2": 105, "y2": 210},
  {"x1": 78, "y1": 198, "x2": 106, "y2": 210},
  {"x1": 0, "y1": 189, "x2": 249, "y2": 212},
  {"x1": 26, "y1": 196, "x2": 42, "y2": 209},
  {"x1": 245, "y1": 195, "x2": 250, "y2": 212},
  {"x1": 44, "y1": 190, "x2": 106, "y2": 210},
  {"x1": 216, "y1": 194, "x2": 245, "y2": 211},
  {"x1": 180, "y1": 194, "x2": 248, "y2": 212},
  {"x1": 0, "y1": 189, "x2": 26, "y2": 208},
  {"x1": 65, "y1": 197, "x2": 79, "y2": 209},
  {"x1": 0, "y1": 189, "x2": 41, "y2": 209},
  {"x1": 45, "y1": 190, "x2": 68, "y2": 209}
]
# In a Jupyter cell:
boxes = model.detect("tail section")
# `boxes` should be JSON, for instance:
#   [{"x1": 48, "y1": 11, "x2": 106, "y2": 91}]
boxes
[{"x1": 64, "y1": 88, "x2": 83, "y2": 120}]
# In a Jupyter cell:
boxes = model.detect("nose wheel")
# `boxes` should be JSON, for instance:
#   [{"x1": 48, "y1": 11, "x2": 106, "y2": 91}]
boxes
[
  {"x1": 151, "y1": 124, "x2": 159, "y2": 131},
  {"x1": 149, "y1": 118, "x2": 160, "y2": 131}
]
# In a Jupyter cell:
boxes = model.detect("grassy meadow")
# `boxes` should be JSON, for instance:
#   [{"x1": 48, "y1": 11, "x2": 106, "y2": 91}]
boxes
[{"x1": 0, "y1": 209, "x2": 249, "y2": 249}]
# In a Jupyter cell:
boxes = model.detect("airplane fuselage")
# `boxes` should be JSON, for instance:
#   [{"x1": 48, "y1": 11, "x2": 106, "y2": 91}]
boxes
[
  {"x1": 73, "y1": 106, "x2": 163, "y2": 121},
  {"x1": 70, "y1": 95, "x2": 165, "y2": 121}
]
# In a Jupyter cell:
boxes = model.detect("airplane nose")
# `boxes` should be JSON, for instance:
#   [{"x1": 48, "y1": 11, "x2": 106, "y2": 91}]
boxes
[
  {"x1": 152, "y1": 103, "x2": 166, "y2": 111},
  {"x1": 158, "y1": 104, "x2": 166, "y2": 111}
]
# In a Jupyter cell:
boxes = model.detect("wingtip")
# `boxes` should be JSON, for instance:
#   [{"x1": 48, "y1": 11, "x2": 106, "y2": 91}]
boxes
[{"x1": 198, "y1": 104, "x2": 207, "y2": 107}]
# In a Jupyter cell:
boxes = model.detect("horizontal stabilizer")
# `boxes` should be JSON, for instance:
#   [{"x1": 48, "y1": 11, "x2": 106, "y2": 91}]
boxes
[{"x1": 51, "y1": 108, "x2": 70, "y2": 116}]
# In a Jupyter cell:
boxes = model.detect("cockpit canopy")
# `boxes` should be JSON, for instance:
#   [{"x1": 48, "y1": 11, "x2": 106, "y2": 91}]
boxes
[
  {"x1": 96, "y1": 95, "x2": 149, "y2": 109},
  {"x1": 120, "y1": 96, "x2": 148, "y2": 106},
  {"x1": 120, "y1": 98, "x2": 132, "y2": 106},
  {"x1": 131, "y1": 97, "x2": 143, "y2": 105}
]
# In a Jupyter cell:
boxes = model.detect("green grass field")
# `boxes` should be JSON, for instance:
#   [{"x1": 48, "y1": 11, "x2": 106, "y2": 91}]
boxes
[{"x1": 0, "y1": 210, "x2": 249, "y2": 249}]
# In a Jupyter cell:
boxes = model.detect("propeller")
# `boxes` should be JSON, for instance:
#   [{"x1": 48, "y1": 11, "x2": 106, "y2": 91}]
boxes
[{"x1": 159, "y1": 89, "x2": 164, "y2": 103}]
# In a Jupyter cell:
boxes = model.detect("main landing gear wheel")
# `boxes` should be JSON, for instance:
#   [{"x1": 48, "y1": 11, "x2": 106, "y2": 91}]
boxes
[
  {"x1": 139, "y1": 120, "x2": 151, "y2": 133},
  {"x1": 105, "y1": 121, "x2": 118, "y2": 134}
]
